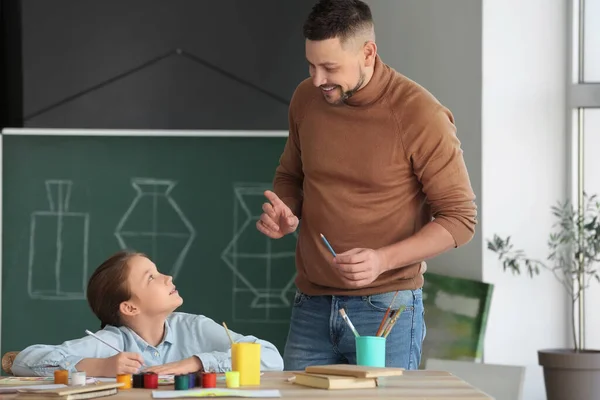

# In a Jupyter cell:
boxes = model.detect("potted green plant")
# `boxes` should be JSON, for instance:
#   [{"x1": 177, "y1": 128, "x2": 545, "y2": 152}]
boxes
[{"x1": 487, "y1": 193, "x2": 600, "y2": 400}]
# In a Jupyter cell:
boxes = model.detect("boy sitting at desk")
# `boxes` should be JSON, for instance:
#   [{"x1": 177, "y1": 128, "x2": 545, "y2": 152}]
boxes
[{"x1": 11, "y1": 251, "x2": 284, "y2": 377}]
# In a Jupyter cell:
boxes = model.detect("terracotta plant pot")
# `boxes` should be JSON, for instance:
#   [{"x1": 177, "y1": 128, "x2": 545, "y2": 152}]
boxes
[{"x1": 538, "y1": 349, "x2": 600, "y2": 400}]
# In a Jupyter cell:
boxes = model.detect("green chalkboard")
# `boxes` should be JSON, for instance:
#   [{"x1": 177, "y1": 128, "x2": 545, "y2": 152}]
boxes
[{"x1": 1, "y1": 132, "x2": 298, "y2": 359}]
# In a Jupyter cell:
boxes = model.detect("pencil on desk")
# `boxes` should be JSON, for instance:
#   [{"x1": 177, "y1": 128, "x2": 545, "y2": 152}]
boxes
[{"x1": 375, "y1": 290, "x2": 399, "y2": 336}]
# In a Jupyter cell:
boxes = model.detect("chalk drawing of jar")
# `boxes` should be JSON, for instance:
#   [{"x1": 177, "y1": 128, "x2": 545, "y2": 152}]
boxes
[
  {"x1": 114, "y1": 178, "x2": 196, "y2": 279},
  {"x1": 28, "y1": 179, "x2": 90, "y2": 300},
  {"x1": 221, "y1": 183, "x2": 298, "y2": 322}
]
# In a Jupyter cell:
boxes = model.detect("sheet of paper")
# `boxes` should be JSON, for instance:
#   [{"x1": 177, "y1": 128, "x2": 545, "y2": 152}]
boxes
[{"x1": 152, "y1": 389, "x2": 281, "y2": 398}]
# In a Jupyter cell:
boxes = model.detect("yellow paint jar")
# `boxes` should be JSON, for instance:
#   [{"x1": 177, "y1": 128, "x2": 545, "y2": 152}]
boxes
[{"x1": 225, "y1": 371, "x2": 240, "y2": 388}]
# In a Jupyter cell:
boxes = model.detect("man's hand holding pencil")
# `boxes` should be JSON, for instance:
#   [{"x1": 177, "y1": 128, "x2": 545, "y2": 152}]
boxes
[
  {"x1": 332, "y1": 247, "x2": 388, "y2": 288},
  {"x1": 256, "y1": 190, "x2": 299, "y2": 239},
  {"x1": 319, "y1": 234, "x2": 389, "y2": 288}
]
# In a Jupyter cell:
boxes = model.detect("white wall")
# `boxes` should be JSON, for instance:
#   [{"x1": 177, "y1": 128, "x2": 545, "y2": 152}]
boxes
[
  {"x1": 367, "y1": 0, "x2": 483, "y2": 281},
  {"x1": 482, "y1": 0, "x2": 569, "y2": 399}
]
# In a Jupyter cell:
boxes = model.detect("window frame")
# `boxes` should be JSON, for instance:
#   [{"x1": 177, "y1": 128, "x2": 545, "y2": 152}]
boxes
[{"x1": 567, "y1": 0, "x2": 600, "y2": 350}]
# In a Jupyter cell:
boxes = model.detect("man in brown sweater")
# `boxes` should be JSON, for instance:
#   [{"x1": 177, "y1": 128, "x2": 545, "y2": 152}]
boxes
[{"x1": 257, "y1": 0, "x2": 477, "y2": 371}]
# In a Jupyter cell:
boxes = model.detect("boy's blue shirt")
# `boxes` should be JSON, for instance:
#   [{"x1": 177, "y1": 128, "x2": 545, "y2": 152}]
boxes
[{"x1": 11, "y1": 312, "x2": 283, "y2": 376}]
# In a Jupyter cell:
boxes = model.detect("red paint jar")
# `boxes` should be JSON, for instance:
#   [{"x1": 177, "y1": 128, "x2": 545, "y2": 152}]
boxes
[
  {"x1": 144, "y1": 372, "x2": 158, "y2": 389},
  {"x1": 202, "y1": 372, "x2": 217, "y2": 388}
]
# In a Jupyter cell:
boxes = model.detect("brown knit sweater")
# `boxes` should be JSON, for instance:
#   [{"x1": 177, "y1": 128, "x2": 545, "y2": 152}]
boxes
[{"x1": 273, "y1": 55, "x2": 477, "y2": 296}]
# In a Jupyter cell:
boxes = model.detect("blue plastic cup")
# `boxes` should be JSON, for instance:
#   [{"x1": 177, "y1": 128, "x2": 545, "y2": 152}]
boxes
[{"x1": 355, "y1": 336, "x2": 386, "y2": 367}]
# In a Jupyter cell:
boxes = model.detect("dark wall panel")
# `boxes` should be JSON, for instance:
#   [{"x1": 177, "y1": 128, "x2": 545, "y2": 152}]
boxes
[
  {"x1": 20, "y1": 0, "x2": 313, "y2": 129},
  {"x1": 1, "y1": 0, "x2": 23, "y2": 128}
]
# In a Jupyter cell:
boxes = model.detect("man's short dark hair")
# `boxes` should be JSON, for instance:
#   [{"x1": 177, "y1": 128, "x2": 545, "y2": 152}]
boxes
[{"x1": 303, "y1": 0, "x2": 374, "y2": 43}]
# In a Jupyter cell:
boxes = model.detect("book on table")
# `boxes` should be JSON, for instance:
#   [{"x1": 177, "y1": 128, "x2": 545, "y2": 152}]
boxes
[
  {"x1": 291, "y1": 364, "x2": 405, "y2": 390},
  {"x1": 14, "y1": 382, "x2": 123, "y2": 400}
]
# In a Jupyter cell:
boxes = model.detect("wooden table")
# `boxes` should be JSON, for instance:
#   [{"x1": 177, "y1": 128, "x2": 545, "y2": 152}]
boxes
[
  {"x1": 260, "y1": 371, "x2": 493, "y2": 399},
  {"x1": 4, "y1": 371, "x2": 493, "y2": 400}
]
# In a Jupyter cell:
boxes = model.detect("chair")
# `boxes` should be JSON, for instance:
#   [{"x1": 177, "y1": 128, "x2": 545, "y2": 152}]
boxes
[
  {"x1": 425, "y1": 358, "x2": 525, "y2": 400},
  {"x1": 2, "y1": 351, "x2": 20, "y2": 375}
]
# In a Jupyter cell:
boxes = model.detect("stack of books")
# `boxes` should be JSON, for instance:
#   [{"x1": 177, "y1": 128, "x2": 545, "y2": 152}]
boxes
[{"x1": 291, "y1": 364, "x2": 405, "y2": 390}]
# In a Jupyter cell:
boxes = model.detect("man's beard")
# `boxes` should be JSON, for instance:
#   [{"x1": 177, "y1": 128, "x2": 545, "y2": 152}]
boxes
[
  {"x1": 341, "y1": 71, "x2": 365, "y2": 103},
  {"x1": 325, "y1": 69, "x2": 366, "y2": 106}
]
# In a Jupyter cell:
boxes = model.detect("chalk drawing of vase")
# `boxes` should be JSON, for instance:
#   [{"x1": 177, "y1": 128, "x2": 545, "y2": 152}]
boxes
[
  {"x1": 28, "y1": 180, "x2": 90, "y2": 300},
  {"x1": 114, "y1": 178, "x2": 196, "y2": 280},
  {"x1": 221, "y1": 183, "x2": 298, "y2": 323}
]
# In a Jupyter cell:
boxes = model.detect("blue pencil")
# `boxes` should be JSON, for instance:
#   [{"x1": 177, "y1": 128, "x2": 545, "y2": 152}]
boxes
[{"x1": 320, "y1": 233, "x2": 337, "y2": 257}]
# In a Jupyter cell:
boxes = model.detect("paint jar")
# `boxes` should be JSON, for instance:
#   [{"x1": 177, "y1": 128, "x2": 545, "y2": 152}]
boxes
[
  {"x1": 225, "y1": 371, "x2": 240, "y2": 388},
  {"x1": 71, "y1": 371, "x2": 86, "y2": 386},
  {"x1": 143, "y1": 372, "x2": 158, "y2": 389},
  {"x1": 116, "y1": 374, "x2": 132, "y2": 390},
  {"x1": 188, "y1": 372, "x2": 196, "y2": 388},
  {"x1": 54, "y1": 369, "x2": 68, "y2": 385},
  {"x1": 174, "y1": 374, "x2": 189, "y2": 390},
  {"x1": 201, "y1": 372, "x2": 217, "y2": 388},
  {"x1": 133, "y1": 374, "x2": 144, "y2": 388}
]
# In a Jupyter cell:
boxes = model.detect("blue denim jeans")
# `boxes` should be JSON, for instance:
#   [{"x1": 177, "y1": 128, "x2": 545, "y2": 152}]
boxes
[{"x1": 283, "y1": 289, "x2": 425, "y2": 371}]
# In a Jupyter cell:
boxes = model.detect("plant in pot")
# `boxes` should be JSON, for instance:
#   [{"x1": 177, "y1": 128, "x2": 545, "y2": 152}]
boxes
[{"x1": 487, "y1": 193, "x2": 600, "y2": 400}]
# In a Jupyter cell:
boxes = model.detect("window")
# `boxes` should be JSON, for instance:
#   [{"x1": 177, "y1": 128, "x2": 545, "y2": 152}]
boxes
[
  {"x1": 569, "y1": 0, "x2": 600, "y2": 349},
  {"x1": 584, "y1": 0, "x2": 600, "y2": 82},
  {"x1": 583, "y1": 109, "x2": 600, "y2": 191}
]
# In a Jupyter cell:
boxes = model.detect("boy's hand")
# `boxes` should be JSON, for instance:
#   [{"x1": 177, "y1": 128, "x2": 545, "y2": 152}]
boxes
[
  {"x1": 143, "y1": 356, "x2": 203, "y2": 375},
  {"x1": 104, "y1": 352, "x2": 145, "y2": 376}
]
